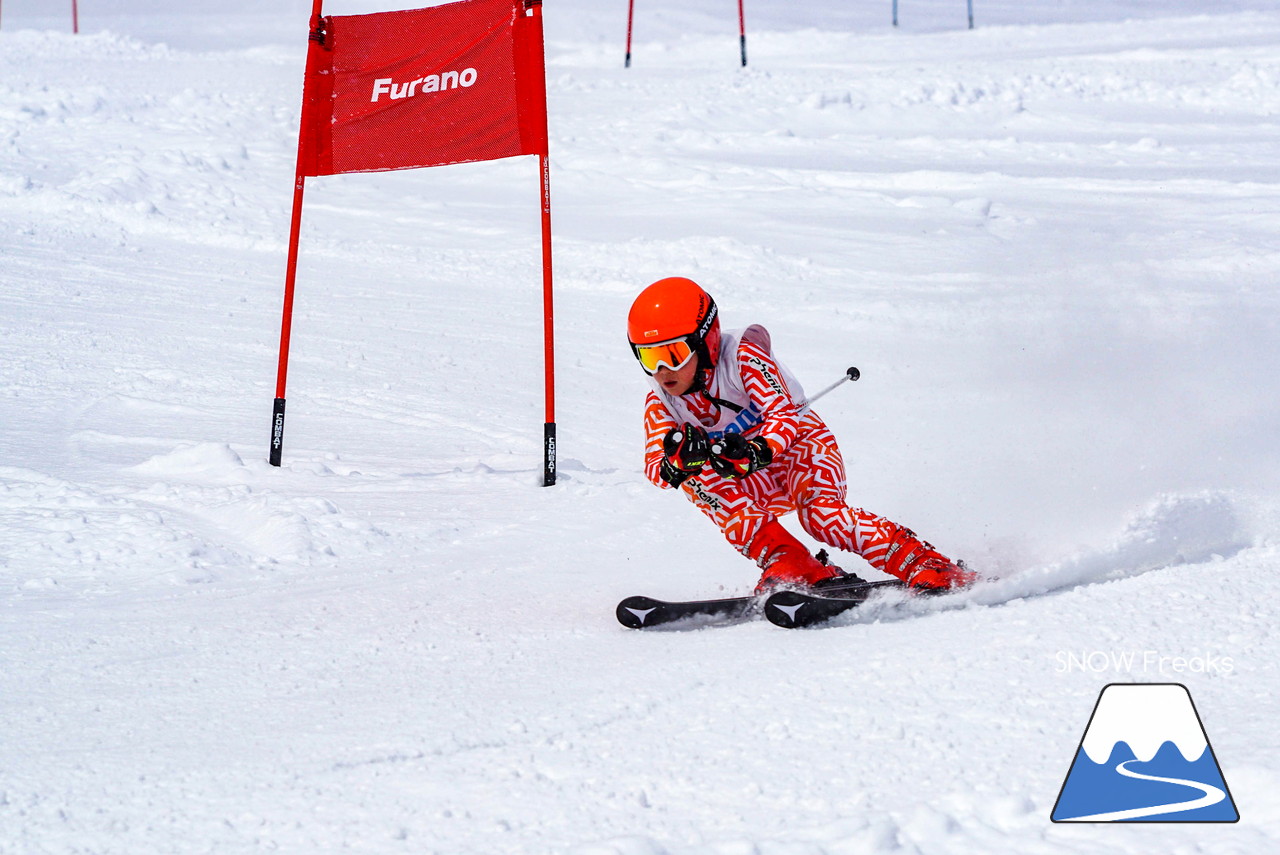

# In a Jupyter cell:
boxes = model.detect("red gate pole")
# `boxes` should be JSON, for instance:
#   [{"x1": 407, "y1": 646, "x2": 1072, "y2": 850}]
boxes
[
  {"x1": 528, "y1": 0, "x2": 556, "y2": 486},
  {"x1": 72, "y1": 0, "x2": 78, "y2": 33},
  {"x1": 270, "y1": 0, "x2": 327, "y2": 467},
  {"x1": 625, "y1": 0, "x2": 635, "y2": 67},
  {"x1": 738, "y1": 0, "x2": 747, "y2": 66},
  {"x1": 540, "y1": 149, "x2": 556, "y2": 486}
]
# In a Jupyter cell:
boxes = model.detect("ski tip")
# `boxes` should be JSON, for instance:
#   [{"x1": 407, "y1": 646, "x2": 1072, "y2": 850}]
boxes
[
  {"x1": 763, "y1": 591, "x2": 805, "y2": 628},
  {"x1": 764, "y1": 590, "x2": 864, "y2": 629},
  {"x1": 616, "y1": 594, "x2": 760, "y2": 629},
  {"x1": 616, "y1": 596, "x2": 663, "y2": 629}
]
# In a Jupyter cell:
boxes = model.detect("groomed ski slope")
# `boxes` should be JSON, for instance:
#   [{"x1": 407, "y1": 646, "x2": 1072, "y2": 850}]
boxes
[{"x1": 1, "y1": 1, "x2": 1278, "y2": 852}]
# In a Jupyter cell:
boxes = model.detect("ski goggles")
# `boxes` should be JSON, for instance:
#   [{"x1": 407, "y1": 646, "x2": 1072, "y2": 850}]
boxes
[{"x1": 633, "y1": 337, "x2": 695, "y2": 375}]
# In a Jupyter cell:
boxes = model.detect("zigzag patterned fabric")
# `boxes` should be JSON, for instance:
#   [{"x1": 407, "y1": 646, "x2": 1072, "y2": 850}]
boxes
[{"x1": 642, "y1": 337, "x2": 943, "y2": 582}]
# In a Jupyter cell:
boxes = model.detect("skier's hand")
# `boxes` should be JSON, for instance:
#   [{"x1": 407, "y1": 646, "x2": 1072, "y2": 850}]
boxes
[
  {"x1": 709, "y1": 432, "x2": 772, "y2": 479},
  {"x1": 659, "y1": 423, "x2": 710, "y2": 487}
]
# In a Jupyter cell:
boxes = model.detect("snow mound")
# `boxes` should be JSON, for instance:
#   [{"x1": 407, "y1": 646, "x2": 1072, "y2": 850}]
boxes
[
  {"x1": 131, "y1": 442, "x2": 248, "y2": 479},
  {"x1": 0, "y1": 465, "x2": 240, "y2": 589},
  {"x1": 982, "y1": 491, "x2": 1252, "y2": 604}
]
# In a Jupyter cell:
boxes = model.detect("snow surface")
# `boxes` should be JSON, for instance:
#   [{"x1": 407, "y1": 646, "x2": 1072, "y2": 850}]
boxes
[{"x1": 2, "y1": 0, "x2": 1279, "y2": 852}]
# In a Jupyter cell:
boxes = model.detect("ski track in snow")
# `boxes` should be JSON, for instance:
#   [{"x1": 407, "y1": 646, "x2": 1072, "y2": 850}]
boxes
[{"x1": 2, "y1": 2, "x2": 1280, "y2": 853}]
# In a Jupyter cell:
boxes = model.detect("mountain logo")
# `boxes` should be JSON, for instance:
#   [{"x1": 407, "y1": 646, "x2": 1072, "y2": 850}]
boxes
[{"x1": 1051, "y1": 683, "x2": 1238, "y2": 822}]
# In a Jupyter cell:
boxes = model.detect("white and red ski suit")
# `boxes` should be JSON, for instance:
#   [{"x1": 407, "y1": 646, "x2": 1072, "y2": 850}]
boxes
[{"x1": 643, "y1": 325, "x2": 966, "y2": 590}]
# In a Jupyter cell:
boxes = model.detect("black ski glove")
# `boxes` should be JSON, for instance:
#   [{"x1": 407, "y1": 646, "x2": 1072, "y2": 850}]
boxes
[
  {"x1": 659, "y1": 423, "x2": 711, "y2": 487},
  {"x1": 708, "y1": 432, "x2": 773, "y2": 479}
]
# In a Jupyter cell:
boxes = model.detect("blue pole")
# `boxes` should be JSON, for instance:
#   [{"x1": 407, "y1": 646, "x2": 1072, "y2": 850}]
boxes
[
  {"x1": 893, "y1": 0, "x2": 898, "y2": 28},
  {"x1": 968, "y1": 0, "x2": 974, "y2": 29}
]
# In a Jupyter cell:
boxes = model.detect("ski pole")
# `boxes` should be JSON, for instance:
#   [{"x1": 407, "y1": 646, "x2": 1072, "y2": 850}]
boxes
[
  {"x1": 739, "y1": 366, "x2": 859, "y2": 439},
  {"x1": 798, "y1": 366, "x2": 859, "y2": 410}
]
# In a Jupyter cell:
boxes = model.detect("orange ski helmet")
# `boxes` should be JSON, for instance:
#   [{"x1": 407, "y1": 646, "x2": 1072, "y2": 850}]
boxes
[{"x1": 627, "y1": 277, "x2": 721, "y2": 377}]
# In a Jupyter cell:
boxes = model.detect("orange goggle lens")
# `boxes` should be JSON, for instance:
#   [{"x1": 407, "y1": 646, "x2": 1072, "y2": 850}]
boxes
[{"x1": 635, "y1": 339, "x2": 694, "y2": 375}]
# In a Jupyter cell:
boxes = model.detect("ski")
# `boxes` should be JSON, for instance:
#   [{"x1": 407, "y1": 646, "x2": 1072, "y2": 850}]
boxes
[
  {"x1": 618, "y1": 578, "x2": 944, "y2": 629},
  {"x1": 764, "y1": 579, "x2": 907, "y2": 628},
  {"x1": 616, "y1": 594, "x2": 758, "y2": 629}
]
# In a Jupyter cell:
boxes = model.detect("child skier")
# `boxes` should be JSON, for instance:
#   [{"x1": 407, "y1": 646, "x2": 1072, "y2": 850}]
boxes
[{"x1": 628, "y1": 276, "x2": 975, "y2": 593}]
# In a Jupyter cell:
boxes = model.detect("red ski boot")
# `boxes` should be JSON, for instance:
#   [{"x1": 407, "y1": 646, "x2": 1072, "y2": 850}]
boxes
[
  {"x1": 749, "y1": 520, "x2": 843, "y2": 593},
  {"x1": 881, "y1": 525, "x2": 976, "y2": 591}
]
